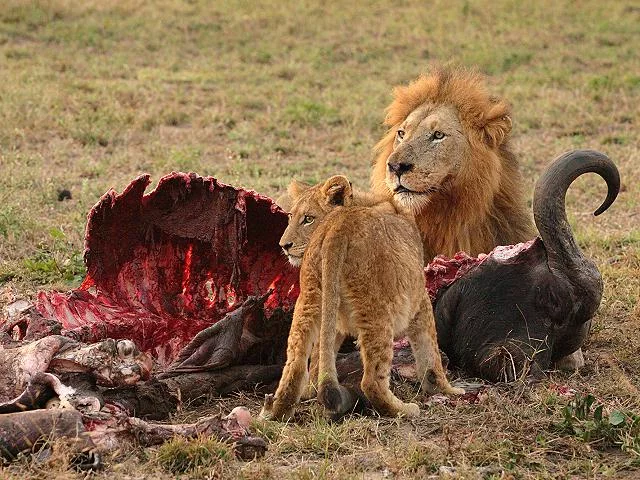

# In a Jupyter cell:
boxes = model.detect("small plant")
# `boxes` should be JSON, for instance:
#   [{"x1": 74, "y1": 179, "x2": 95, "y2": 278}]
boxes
[
  {"x1": 21, "y1": 228, "x2": 85, "y2": 285},
  {"x1": 404, "y1": 443, "x2": 441, "y2": 473},
  {"x1": 0, "y1": 204, "x2": 24, "y2": 240},
  {"x1": 558, "y1": 393, "x2": 640, "y2": 456}
]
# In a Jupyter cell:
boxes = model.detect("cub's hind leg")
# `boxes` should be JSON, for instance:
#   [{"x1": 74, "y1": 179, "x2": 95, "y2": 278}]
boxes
[
  {"x1": 260, "y1": 287, "x2": 321, "y2": 421},
  {"x1": 358, "y1": 322, "x2": 420, "y2": 417},
  {"x1": 408, "y1": 296, "x2": 464, "y2": 396},
  {"x1": 303, "y1": 331, "x2": 346, "y2": 400},
  {"x1": 317, "y1": 330, "x2": 359, "y2": 417}
]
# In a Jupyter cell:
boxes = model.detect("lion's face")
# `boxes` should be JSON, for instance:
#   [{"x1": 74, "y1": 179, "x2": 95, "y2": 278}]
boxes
[
  {"x1": 385, "y1": 104, "x2": 471, "y2": 212},
  {"x1": 279, "y1": 176, "x2": 352, "y2": 266},
  {"x1": 279, "y1": 191, "x2": 325, "y2": 267},
  {"x1": 370, "y1": 66, "x2": 531, "y2": 258}
]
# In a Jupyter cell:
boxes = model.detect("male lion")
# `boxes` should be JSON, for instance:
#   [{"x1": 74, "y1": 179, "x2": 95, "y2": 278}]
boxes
[
  {"x1": 260, "y1": 175, "x2": 463, "y2": 421},
  {"x1": 371, "y1": 65, "x2": 535, "y2": 261},
  {"x1": 371, "y1": 66, "x2": 590, "y2": 370}
]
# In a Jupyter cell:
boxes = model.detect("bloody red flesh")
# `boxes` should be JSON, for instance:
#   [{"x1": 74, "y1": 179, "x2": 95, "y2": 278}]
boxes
[{"x1": 35, "y1": 173, "x2": 299, "y2": 365}]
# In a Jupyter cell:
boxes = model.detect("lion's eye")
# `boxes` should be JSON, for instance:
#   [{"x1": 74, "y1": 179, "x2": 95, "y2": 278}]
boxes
[
  {"x1": 302, "y1": 215, "x2": 315, "y2": 225},
  {"x1": 396, "y1": 129, "x2": 405, "y2": 140},
  {"x1": 432, "y1": 131, "x2": 445, "y2": 140}
]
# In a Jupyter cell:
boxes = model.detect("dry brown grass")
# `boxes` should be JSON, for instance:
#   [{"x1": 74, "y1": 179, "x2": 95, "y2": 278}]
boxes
[{"x1": 0, "y1": 0, "x2": 639, "y2": 478}]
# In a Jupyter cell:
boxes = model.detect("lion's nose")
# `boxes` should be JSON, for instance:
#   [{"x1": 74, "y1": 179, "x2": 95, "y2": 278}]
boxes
[
  {"x1": 387, "y1": 162, "x2": 413, "y2": 176},
  {"x1": 280, "y1": 241, "x2": 293, "y2": 252}
]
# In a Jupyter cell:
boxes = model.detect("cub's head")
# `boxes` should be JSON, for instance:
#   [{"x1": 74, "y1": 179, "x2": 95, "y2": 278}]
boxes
[
  {"x1": 372, "y1": 66, "x2": 512, "y2": 213},
  {"x1": 279, "y1": 175, "x2": 353, "y2": 266}
]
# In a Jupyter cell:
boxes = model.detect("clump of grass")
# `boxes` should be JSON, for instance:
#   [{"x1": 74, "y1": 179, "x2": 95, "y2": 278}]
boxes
[
  {"x1": 285, "y1": 100, "x2": 341, "y2": 127},
  {"x1": 251, "y1": 417, "x2": 287, "y2": 443},
  {"x1": 5, "y1": 48, "x2": 31, "y2": 60},
  {"x1": 165, "y1": 146, "x2": 202, "y2": 172},
  {"x1": 501, "y1": 51, "x2": 534, "y2": 72},
  {"x1": 558, "y1": 393, "x2": 640, "y2": 456},
  {"x1": 403, "y1": 442, "x2": 443, "y2": 474},
  {"x1": 0, "y1": 205, "x2": 22, "y2": 239},
  {"x1": 601, "y1": 135, "x2": 628, "y2": 145},
  {"x1": 588, "y1": 74, "x2": 615, "y2": 92},
  {"x1": 163, "y1": 110, "x2": 190, "y2": 127},
  {"x1": 20, "y1": 228, "x2": 85, "y2": 285},
  {"x1": 155, "y1": 435, "x2": 232, "y2": 475},
  {"x1": 22, "y1": 248, "x2": 84, "y2": 284},
  {"x1": 265, "y1": 408, "x2": 372, "y2": 456},
  {"x1": 0, "y1": 2, "x2": 65, "y2": 29},
  {"x1": 625, "y1": 75, "x2": 640, "y2": 89}
]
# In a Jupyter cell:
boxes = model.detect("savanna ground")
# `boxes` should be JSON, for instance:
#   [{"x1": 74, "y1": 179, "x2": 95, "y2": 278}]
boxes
[{"x1": 0, "y1": 0, "x2": 638, "y2": 478}]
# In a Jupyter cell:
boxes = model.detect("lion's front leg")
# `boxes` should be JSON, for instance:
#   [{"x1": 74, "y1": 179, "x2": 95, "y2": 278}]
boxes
[{"x1": 407, "y1": 297, "x2": 464, "y2": 396}]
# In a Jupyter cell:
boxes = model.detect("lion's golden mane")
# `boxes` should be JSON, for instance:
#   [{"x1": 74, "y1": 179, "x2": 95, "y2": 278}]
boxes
[{"x1": 371, "y1": 66, "x2": 534, "y2": 260}]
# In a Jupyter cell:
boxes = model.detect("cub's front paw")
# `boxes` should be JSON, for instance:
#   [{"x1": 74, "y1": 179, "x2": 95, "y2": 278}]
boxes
[
  {"x1": 400, "y1": 402, "x2": 420, "y2": 418},
  {"x1": 259, "y1": 393, "x2": 294, "y2": 422},
  {"x1": 449, "y1": 386, "x2": 465, "y2": 396},
  {"x1": 258, "y1": 394, "x2": 275, "y2": 420}
]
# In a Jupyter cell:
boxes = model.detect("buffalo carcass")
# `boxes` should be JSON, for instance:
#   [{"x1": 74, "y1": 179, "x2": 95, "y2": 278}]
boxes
[
  {"x1": 2, "y1": 151, "x2": 619, "y2": 395},
  {"x1": 433, "y1": 150, "x2": 620, "y2": 382}
]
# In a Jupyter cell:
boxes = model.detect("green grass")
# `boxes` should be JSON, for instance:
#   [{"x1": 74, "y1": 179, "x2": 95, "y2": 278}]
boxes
[
  {"x1": 0, "y1": 0, "x2": 639, "y2": 478},
  {"x1": 155, "y1": 436, "x2": 233, "y2": 475}
]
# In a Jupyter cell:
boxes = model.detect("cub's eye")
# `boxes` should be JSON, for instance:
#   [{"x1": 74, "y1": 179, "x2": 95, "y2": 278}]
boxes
[
  {"x1": 396, "y1": 129, "x2": 405, "y2": 140},
  {"x1": 432, "y1": 131, "x2": 445, "y2": 140},
  {"x1": 302, "y1": 215, "x2": 315, "y2": 225}
]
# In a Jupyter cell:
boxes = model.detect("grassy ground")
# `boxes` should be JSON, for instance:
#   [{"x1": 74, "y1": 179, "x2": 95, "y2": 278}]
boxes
[{"x1": 0, "y1": 0, "x2": 638, "y2": 478}]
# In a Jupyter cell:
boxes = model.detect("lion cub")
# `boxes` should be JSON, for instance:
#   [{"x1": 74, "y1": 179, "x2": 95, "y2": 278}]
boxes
[{"x1": 261, "y1": 175, "x2": 463, "y2": 420}]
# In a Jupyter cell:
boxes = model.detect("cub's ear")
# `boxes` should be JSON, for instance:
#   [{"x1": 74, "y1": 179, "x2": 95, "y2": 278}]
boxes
[
  {"x1": 482, "y1": 101, "x2": 512, "y2": 148},
  {"x1": 287, "y1": 179, "x2": 311, "y2": 199},
  {"x1": 274, "y1": 192, "x2": 292, "y2": 212},
  {"x1": 321, "y1": 175, "x2": 353, "y2": 206}
]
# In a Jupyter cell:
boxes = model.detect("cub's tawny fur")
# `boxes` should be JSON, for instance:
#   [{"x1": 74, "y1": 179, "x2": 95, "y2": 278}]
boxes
[
  {"x1": 260, "y1": 176, "x2": 462, "y2": 420},
  {"x1": 371, "y1": 65, "x2": 535, "y2": 261}
]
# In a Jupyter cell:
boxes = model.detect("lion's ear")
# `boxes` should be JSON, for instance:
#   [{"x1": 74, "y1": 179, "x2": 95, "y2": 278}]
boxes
[
  {"x1": 287, "y1": 179, "x2": 311, "y2": 199},
  {"x1": 321, "y1": 175, "x2": 353, "y2": 206},
  {"x1": 482, "y1": 101, "x2": 512, "y2": 148}
]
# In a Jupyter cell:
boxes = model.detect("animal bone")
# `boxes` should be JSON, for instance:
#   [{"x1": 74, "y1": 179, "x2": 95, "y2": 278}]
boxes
[
  {"x1": 0, "y1": 336, "x2": 152, "y2": 414},
  {"x1": 0, "y1": 406, "x2": 266, "y2": 463}
]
